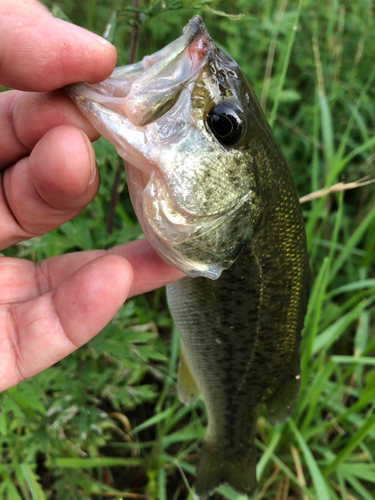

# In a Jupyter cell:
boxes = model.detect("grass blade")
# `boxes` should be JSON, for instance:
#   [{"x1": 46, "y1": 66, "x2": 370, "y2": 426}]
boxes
[
  {"x1": 255, "y1": 439, "x2": 316, "y2": 500},
  {"x1": 323, "y1": 409, "x2": 375, "y2": 476},
  {"x1": 288, "y1": 419, "x2": 330, "y2": 499},
  {"x1": 19, "y1": 465, "x2": 46, "y2": 500},
  {"x1": 51, "y1": 457, "x2": 143, "y2": 468},
  {"x1": 268, "y1": 0, "x2": 303, "y2": 127}
]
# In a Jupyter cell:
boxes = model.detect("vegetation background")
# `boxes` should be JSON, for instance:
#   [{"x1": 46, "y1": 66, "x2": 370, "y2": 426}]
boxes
[{"x1": 1, "y1": 0, "x2": 374, "y2": 499}]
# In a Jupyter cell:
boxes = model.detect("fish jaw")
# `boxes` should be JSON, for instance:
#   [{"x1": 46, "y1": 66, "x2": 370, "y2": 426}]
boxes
[
  {"x1": 66, "y1": 16, "x2": 213, "y2": 176},
  {"x1": 67, "y1": 16, "x2": 262, "y2": 279}
]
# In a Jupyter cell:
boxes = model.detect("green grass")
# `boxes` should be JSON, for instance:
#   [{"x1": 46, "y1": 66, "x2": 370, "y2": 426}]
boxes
[{"x1": 1, "y1": 0, "x2": 375, "y2": 499}]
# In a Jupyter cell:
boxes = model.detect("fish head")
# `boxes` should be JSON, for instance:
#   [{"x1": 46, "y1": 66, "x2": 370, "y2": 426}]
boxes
[{"x1": 67, "y1": 16, "x2": 267, "y2": 279}]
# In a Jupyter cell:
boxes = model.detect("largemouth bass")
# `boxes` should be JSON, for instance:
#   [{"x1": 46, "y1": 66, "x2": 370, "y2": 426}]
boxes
[{"x1": 67, "y1": 16, "x2": 310, "y2": 499}]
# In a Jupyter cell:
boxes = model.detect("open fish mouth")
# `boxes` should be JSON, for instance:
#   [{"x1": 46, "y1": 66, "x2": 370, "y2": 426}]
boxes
[
  {"x1": 67, "y1": 16, "x2": 257, "y2": 279},
  {"x1": 69, "y1": 16, "x2": 212, "y2": 130}
]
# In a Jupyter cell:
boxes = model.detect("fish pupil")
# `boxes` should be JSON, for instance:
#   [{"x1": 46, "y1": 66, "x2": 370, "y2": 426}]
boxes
[
  {"x1": 206, "y1": 102, "x2": 243, "y2": 146},
  {"x1": 212, "y1": 114, "x2": 233, "y2": 137}
]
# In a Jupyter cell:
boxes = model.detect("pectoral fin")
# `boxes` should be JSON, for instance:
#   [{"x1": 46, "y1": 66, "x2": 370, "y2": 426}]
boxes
[{"x1": 178, "y1": 343, "x2": 200, "y2": 406}]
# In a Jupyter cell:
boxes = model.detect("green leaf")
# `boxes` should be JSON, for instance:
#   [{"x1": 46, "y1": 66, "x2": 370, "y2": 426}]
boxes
[
  {"x1": 161, "y1": 424, "x2": 205, "y2": 447},
  {"x1": 338, "y1": 463, "x2": 375, "y2": 483},
  {"x1": 50, "y1": 457, "x2": 143, "y2": 468},
  {"x1": 256, "y1": 426, "x2": 283, "y2": 480},
  {"x1": 312, "y1": 298, "x2": 372, "y2": 355},
  {"x1": 319, "y1": 92, "x2": 334, "y2": 167},
  {"x1": 103, "y1": 10, "x2": 117, "y2": 43},
  {"x1": 203, "y1": 5, "x2": 245, "y2": 20},
  {"x1": 278, "y1": 88, "x2": 301, "y2": 102},
  {"x1": 288, "y1": 419, "x2": 330, "y2": 500},
  {"x1": 0, "y1": 412, "x2": 7, "y2": 436},
  {"x1": 255, "y1": 438, "x2": 315, "y2": 499},
  {"x1": 51, "y1": 4, "x2": 72, "y2": 22},
  {"x1": 157, "y1": 467, "x2": 167, "y2": 500},
  {"x1": 19, "y1": 465, "x2": 46, "y2": 500},
  {"x1": 269, "y1": 0, "x2": 303, "y2": 127},
  {"x1": 345, "y1": 473, "x2": 375, "y2": 500},
  {"x1": 130, "y1": 406, "x2": 176, "y2": 436},
  {"x1": 330, "y1": 355, "x2": 375, "y2": 366},
  {"x1": 323, "y1": 412, "x2": 375, "y2": 476}
]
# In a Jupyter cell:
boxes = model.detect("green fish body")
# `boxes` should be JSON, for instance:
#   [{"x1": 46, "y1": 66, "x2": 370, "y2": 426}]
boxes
[
  {"x1": 167, "y1": 158, "x2": 309, "y2": 498},
  {"x1": 67, "y1": 16, "x2": 310, "y2": 499}
]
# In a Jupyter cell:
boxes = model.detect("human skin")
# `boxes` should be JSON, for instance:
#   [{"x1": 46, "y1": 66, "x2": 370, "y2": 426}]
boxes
[{"x1": 0, "y1": 0, "x2": 183, "y2": 392}]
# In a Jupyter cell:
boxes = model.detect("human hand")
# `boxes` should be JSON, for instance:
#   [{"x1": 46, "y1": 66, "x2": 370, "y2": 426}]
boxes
[{"x1": 0, "y1": 0, "x2": 184, "y2": 392}]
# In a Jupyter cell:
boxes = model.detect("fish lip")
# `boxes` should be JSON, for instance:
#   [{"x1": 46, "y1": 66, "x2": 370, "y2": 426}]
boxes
[
  {"x1": 182, "y1": 16, "x2": 214, "y2": 68},
  {"x1": 65, "y1": 18, "x2": 216, "y2": 177},
  {"x1": 67, "y1": 16, "x2": 215, "y2": 130},
  {"x1": 67, "y1": 16, "x2": 212, "y2": 99},
  {"x1": 183, "y1": 15, "x2": 210, "y2": 41}
]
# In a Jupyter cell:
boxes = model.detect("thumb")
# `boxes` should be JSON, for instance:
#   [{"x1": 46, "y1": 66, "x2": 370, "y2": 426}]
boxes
[{"x1": 0, "y1": 0, "x2": 117, "y2": 91}]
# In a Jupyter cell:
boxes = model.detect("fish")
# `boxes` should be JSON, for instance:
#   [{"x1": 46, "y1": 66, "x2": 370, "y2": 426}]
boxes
[{"x1": 67, "y1": 16, "x2": 310, "y2": 499}]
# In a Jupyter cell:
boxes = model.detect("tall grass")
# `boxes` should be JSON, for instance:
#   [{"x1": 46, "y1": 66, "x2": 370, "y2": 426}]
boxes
[{"x1": 1, "y1": 0, "x2": 374, "y2": 499}]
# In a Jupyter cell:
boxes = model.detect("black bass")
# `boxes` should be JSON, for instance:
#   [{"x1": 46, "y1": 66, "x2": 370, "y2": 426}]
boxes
[{"x1": 67, "y1": 16, "x2": 310, "y2": 499}]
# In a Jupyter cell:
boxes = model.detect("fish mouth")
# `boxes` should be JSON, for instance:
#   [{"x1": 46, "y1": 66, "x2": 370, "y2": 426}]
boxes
[
  {"x1": 67, "y1": 17, "x2": 250, "y2": 280},
  {"x1": 67, "y1": 16, "x2": 213, "y2": 129},
  {"x1": 66, "y1": 16, "x2": 214, "y2": 178}
]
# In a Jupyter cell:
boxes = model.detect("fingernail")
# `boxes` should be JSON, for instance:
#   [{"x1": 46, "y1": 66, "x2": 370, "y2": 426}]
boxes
[
  {"x1": 59, "y1": 19, "x2": 112, "y2": 46},
  {"x1": 89, "y1": 161, "x2": 98, "y2": 185},
  {"x1": 79, "y1": 130, "x2": 98, "y2": 185}
]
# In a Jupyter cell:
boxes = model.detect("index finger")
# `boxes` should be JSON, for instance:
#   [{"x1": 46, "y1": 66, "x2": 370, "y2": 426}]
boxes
[{"x1": 0, "y1": 0, "x2": 117, "y2": 91}]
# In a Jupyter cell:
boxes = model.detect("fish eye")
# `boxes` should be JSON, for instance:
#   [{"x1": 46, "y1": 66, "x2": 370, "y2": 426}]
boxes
[{"x1": 206, "y1": 102, "x2": 244, "y2": 146}]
